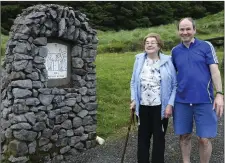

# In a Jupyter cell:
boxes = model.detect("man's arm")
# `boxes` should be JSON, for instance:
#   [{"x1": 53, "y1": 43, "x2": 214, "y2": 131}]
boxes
[
  {"x1": 210, "y1": 64, "x2": 223, "y2": 92},
  {"x1": 209, "y1": 64, "x2": 224, "y2": 117}
]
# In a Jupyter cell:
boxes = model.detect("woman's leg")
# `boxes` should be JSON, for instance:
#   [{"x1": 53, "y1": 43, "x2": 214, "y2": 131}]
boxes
[
  {"x1": 137, "y1": 105, "x2": 153, "y2": 163},
  {"x1": 152, "y1": 105, "x2": 168, "y2": 163}
]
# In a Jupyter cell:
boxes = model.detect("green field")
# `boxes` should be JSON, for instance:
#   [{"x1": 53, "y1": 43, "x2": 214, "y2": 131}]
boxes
[
  {"x1": 97, "y1": 10, "x2": 224, "y2": 53},
  {"x1": 95, "y1": 52, "x2": 136, "y2": 137},
  {"x1": 95, "y1": 50, "x2": 224, "y2": 138}
]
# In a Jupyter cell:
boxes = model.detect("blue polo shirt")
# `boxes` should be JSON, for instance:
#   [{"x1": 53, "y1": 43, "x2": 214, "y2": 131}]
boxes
[{"x1": 171, "y1": 38, "x2": 218, "y2": 104}]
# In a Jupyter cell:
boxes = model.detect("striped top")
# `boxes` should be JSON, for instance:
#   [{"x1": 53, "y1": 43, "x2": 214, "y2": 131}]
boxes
[{"x1": 171, "y1": 38, "x2": 218, "y2": 104}]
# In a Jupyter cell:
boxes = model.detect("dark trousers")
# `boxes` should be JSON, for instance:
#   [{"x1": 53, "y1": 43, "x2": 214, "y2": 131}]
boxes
[{"x1": 137, "y1": 105, "x2": 168, "y2": 163}]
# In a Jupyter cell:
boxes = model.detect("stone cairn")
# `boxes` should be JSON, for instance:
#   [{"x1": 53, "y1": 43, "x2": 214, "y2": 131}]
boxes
[{"x1": 1, "y1": 4, "x2": 98, "y2": 163}]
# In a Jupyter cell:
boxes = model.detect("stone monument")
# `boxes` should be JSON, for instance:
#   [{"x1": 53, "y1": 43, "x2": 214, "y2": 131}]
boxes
[{"x1": 1, "y1": 4, "x2": 98, "y2": 163}]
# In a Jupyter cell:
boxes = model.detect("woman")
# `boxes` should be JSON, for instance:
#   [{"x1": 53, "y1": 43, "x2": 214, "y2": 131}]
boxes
[{"x1": 130, "y1": 33, "x2": 177, "y2": 163}]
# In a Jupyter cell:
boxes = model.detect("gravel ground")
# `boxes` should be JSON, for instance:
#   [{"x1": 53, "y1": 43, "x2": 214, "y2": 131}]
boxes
[{"x1": 67, "y1": 117, "x2": 224, "y2": 163}]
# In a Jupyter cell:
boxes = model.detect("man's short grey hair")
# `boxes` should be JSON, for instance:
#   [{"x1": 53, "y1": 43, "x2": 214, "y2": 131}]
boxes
[{"x1": 177, "y1": 17, "x2": 196, "y2": 30}]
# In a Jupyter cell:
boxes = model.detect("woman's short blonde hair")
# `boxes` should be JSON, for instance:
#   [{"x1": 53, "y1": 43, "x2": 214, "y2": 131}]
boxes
[{"x1": 143, "y1": 33, "x2": 164, "y2": 51}]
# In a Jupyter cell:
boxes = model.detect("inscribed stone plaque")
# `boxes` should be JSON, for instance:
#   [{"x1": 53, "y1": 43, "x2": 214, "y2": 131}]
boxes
[{"x1": 45, "y1": 43, "x2": 67, "y2": 79}]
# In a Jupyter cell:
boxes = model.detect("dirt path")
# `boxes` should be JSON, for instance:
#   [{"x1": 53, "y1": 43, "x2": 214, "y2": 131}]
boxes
[{"x1": 67, "y1": 117, "x2": 224, "y2": 163}]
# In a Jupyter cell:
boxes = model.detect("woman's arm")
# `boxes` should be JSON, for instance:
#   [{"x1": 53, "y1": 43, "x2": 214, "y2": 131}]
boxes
[
  {"x1": 130, "y1": 56, "x2": 138, "y2": 101},
  {"x1": 168, "y1": 59, "x2": 177, "y2": 107}
]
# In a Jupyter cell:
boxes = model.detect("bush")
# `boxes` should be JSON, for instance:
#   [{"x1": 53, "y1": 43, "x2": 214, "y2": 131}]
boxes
[
  {"x1": 1, "y1": 46, "x2": 6, "y2": 57},
  {"x1": 1, "y1": 34, "x2": 9, "y2": 61},
  {"x1": 1, "y1": 27, "x2": 9, "y2": 35},
  {"x1": 1, "y1": 5, "x2": 24, "y2": 32},
  {"x1": 98, "y1": 42, "x2": 127, "y2": 53}
]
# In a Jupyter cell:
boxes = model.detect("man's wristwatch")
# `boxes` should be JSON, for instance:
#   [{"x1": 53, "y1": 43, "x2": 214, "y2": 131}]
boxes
[{"x1": 216, "y1": 91, "x2": 224, "y2": 95}]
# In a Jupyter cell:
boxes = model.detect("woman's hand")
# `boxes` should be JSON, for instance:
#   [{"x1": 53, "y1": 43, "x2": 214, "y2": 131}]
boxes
[
  {"x1": 164, "y1": 104, "x2": 173, "y2": 118},
  {"x1": 130, "y1": 100, "x2": 136, "y2": 111}
]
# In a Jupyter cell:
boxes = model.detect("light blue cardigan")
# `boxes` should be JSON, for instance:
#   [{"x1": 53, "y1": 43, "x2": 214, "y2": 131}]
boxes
[{"x1": 130, "y1": 52, "x2": 177, "y2": 118}]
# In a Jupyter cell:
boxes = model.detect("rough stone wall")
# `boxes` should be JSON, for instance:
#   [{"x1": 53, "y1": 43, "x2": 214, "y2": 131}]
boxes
[{"x1": 1, "y1": 4, "x2": 98, "y2": 163}]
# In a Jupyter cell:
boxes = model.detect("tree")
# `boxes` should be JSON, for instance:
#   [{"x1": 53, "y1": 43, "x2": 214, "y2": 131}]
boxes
[
  {"x1": 143, "y1": 2, "x2": 174, "y2": 26},
  {"x1": 1, "y1": 1, "x2": 224, "y2": 32}
]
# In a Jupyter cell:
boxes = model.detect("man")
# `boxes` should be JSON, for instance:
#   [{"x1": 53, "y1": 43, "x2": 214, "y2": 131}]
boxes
[{"x1": 171, "y1": 17, "x2": 224, "y2": 163}]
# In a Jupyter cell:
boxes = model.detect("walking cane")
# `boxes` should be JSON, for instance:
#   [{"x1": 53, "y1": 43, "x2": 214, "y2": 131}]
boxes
[{"x1": 121, "y1": 109, "x2": 135, "y2": 163}]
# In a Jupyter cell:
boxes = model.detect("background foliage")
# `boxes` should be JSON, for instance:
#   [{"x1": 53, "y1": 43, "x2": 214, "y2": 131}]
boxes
[
  {"x1": 1, "y1": 1, "x2": 224, "y2": 33},
  {"x1": 97, "y1": 10, "x2": 224, "y2": 53}
]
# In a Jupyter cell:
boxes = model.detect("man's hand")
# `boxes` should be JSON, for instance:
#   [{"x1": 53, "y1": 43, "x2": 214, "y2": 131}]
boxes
[
  {"x1": 209, "y1": 64, "x2": 224, "y2": 118},
  {"x1": 213, "y1": 94, "x2": 224, "y2": 118},
  {"x1": 165, "y1": 104, "x2": 173, "y2": 118}
]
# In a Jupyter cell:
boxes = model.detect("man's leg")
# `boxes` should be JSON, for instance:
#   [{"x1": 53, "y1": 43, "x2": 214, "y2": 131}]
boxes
[
  {"x1": 180, "y1": 134, "x2": 192, "y2": 163},
  {"x1": 173, "y1": 102, "x2": 194, "y2": 163},
  {"x1": 198, "y1": 137, "x2": 212, "y2": 163},
  {"x1": 194, "y1": 103, "x2": 217, "y2": 163}
]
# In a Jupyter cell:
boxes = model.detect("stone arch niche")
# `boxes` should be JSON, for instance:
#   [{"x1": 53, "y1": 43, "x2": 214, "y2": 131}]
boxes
[{"x1": 1, "y1": 4, "x2": 98, "y2": 163}]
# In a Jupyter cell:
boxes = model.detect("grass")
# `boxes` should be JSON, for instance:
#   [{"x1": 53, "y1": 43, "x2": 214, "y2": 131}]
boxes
[
  {"x1": 1, "y1": 34, "x2": 9, "y2": 64},
  {"x1": 96, "y1": 50, "x2": 224, "y2": 138},
  {"x1": 97, "y1": 10, "x2": 224, "y2": 53},
  {"x1": 95, "y1": 52, "x2": 137, "y2": 138}
]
